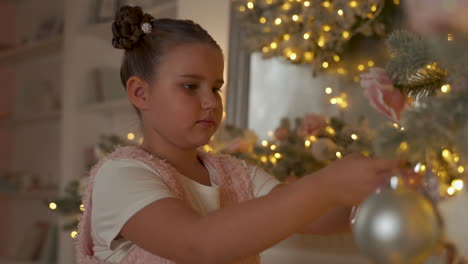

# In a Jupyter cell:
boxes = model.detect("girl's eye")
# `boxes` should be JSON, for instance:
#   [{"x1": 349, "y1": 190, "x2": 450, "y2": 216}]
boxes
[{"x1": 183, "y1": 83, "x2": 198, "y2": 90}]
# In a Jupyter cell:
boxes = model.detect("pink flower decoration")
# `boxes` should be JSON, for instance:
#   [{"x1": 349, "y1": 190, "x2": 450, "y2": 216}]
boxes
[
  {"x1": 360, "y1": 67, "x2": 408, "y2": 122},
  {"x1": 274, "y1": 127, "x2": 289, "y2": 141},
  {"x1": 297, "y1": 113, "x2": 327, "y2": 138}
]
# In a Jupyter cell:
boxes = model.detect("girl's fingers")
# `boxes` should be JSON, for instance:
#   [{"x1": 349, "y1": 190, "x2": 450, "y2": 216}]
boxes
[{"x1": 371, "y1": 158, "x2": 401, "y2": 172}]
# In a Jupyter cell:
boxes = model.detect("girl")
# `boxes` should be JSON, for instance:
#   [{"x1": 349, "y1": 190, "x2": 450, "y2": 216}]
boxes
[{"x1": 76, "y1": 5, "x2": 399, "y2": 264}]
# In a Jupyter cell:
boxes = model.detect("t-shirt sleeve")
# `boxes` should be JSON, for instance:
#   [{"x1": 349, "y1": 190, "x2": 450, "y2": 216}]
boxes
[
  {"x1": 244, "y1": 162, "x2": 282, "y2": 197},
  {"x1": 91, "y1": 158, "x2": 178, "y2": 249}
]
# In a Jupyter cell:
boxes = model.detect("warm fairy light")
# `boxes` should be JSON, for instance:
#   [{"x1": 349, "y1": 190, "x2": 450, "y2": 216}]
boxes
[
  {"x1": 275, "y1": 18, "x2": 282, "y2": 25},
  {"x1": 203, "y1": 145, "x2": 213, "y2": 152},
  {"x1": 270, "y1": 156, "x2": 277, "y2": 164},
  {"x1": 283, "y1": 34, "x2": 291, "y2": 40},
  {"x1": 274, "y1": 153, "x2": 282, "y2": 159},
  {"x1": 322, "y1": 61, "x2": 329, "y2": 68},
  {"x1": 266, "y1": 0, "x2": 273, "y2": 4},
  {"x1": 441, "y1": 84, "x2": 451, "y2": 93},
  {"x1": 49, "y1": 202, "x2": 57, "y2": 210},
  {"x1": 268, "y1": 130, "x2": 274, "y2": 138},
  {"x1": 448, "y1": 33, "x2": 454, "y2": 41},
  {"x1": 322, "y1": 1, "x2": 331, "y2": 8},
  {"x1": 393, "y1": 123, "x2": 399, "y2": 129},
  {"x1": 342, "y1": 30, "x2": 350, "y2": 39},
  {"x1": 292, "y1": 14, "x2": 300, "y2": 21},
  {"x1": 127, "y1": 133, "x2": 135, "y2": 141},
  {"x1": 239, "y1": 6, "x2": 246, "y2": 12},
  {"x1": 420, "y1": 164, "x2": 427, "y2": 172},
  {"x1": 261, "y1": 140, "x2": 269, "y2": 147},
  {"x1": 290, "y1": 52, "x2": 297, "y2": 60},
  {"x1": 399, "y1": 141, "x2": 409, "y2": 151},
  {"x1": 304, "y1": 52, "x2": 314, "y2": 61},
  {"x1": 337, "y1": 68, "x2": 346, "y2": 74},
  {"x1": 247, "y1": 2, "x2": 254, "y2": 9},
  {"x1": 371, "y1": 4, "x2": 378, "y2": 12},
  {"x1": 458, "y1": 166, "x2": 465, "y2": 174},
  {"x1": 322, "y1": 25, "x2": 331, "y2": 32},
  {"x1": 368, "y1": 60, "x2": 375, "y2": 67},
  {"x1": 414, "y1": 163, "x2": 427, "y2": 173},
  {"x1": 71, "y1": 231, "x2": 78, "y2": 239},
  {"x1": 452, "y1": 179, "x2": 464, "y2": 190},
  {"x1": 138, "y1": 137, "x2": 144, "y2": 145},
  {"x1": 261, "y1": 156, "x2": 268, "y2": 163},
  {"x1": 270, "y1": 42, "x2": 278, "y2": 49},
  {"x1": 270, "y1": 144, "x2": 277, "y2": 151},
  {"x1": 303, "y1": 33, "x2": 310, "y2": 39},
  {"x1": 80, "y1": 204, "x2": 85, "y2": 212},
  {"x1": 358, "y1": 64, "x2": 365, "y2": 71},
  {"x1": 337, "y1": 9, "x2": 344, "y2": 16},
  {"x1": 259, "y1": 17, "x2": 267, "y2": 23},
  {"x1": 304, "y1": 1, "x2": 311, "y2": 7},
  {"x1": 353, "y1": 76, "x2": 360, "y2": 82},
  {"x1": 351, "y1": 134, "x2": 359, "y2": 140},
  {"x1": 262, "y1": 46, "x2": 269, "y2": 53},
  {"x1": 305, "y1": 140, "x2": 311, "y2": 147},
  {"x1": 325, "y1": 87, "x2": 333, "y2": 94},
  {"x1": 318, "y1": 39, "x2": 325, "y2": 47},
  {"x1": 309, "y1": 135, "x2": 317, "y2": 142},
  {"x1": 442, "y1": 149, "x2": 452, "y2": 159},
  {"x1": 282, "y1": 2, "x2": 292, "y2": 10},
  {"x1": 330, "y1": 98, "x2": 338, "y2": 104},
  {"x1": 447, "y1": 186, "x2": 456, "y2": 196},
  {"x1": 336, "y1": 152, "x2": 343, "y2": 159},
  {"x1": 349, "y1": 1, "x2": 358, "y2": 8},
  {"x1": 393, "y1": 0, "x2": 400, "y2": 4},
  {"x1": 326, "y1": 127, "x2": 336, "y2": 135},
  {"x1": 333, "y1": 55, "x2": 340, "y2": 62},
  {"x1": 454, "y1": 155, "x2": 461, "y2": 163}
]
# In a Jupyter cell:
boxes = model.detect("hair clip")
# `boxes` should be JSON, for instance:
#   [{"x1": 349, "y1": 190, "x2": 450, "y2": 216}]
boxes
[{"x1": 141, "y1": 22, "x2": 152, "y2": 34}]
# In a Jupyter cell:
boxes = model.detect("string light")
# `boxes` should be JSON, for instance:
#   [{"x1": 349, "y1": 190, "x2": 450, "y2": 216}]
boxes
[
  {"x1": 333, "y1": 54, "x2": 340, "y2": 62},
  {"x1": 239, "y1": 5, "x2": 246, "y2": 12},
  {"x1": 454, "y1": 155, "x2": 461, "y2": 163},
  {"x1": 270, "y1": 144, "x2": 277, "y2": 151},
  {"x1": 274, "y1": 153, "x2": 282, "y2": 159},
  {"x1": 292, "y1": 14, "x2": 300, "y2": 21},
  {"x1": 290, "y1": 52, "x2": 297, "y2": 60},
  {"x1": 325, "y1": 87, "x2": 333, "y2": 94},
  {"x1": 337, "y1": 9, "x2": 344, "y2": 16},
  {"x1": 80, "y1": 204, "x2": 85, "y2": 212},
  {"x1": 368, "y1": 60, "x2": 375, "y2": 67},
  {"x1": 349, "y1": 1, "x2": 358, "y2": 8},
  {"x1": 322, "y1": 1, "x2": 331, "y2": 8},
  {"x1": 138, "y1": 137, "x2": 144, "y2": 145},
  {"x1": 393, "y1": 0, "x2": 400, "y2": 5},
  {"x1": 266, "y1": 0, "x2": 273, "y2": 4},
  {"x1": 309, "y1": 135, "x2": 317, "y2": 142},
  {"x1": 441, "y1": 84, "x2": 451, "y2": 93},
  {"x1": 399, "y1": 141, "x2": 409, "y2": 151},
  {"x1": 270, "y1": 156, "x2": 277, "y2": 164},
  {"x1": 458, "y1": 166, "x2": 465, "y2": 174},
  {"x1": 358, "y1": 64, "x2": 365, "y2": 71},
  {"x1": 447, "y1": 186, "x2": 455, "y2": 196},
  {"x1": 371, "y1": 4, "x2": 378, "y2": 12},
  {"x1": 448, "y1": 33, "x2": 454, "y2": 41},
  {"x1": 270, "y1": 42, "x2": 278, "y2": 49},
  {"x1": 322, "y1": 61, "x2": 329, "y2": 68},
  {"x1": 70, "y1": 231, "x2": 78, "y2": 239},
  {"x1": 275, "y1": 18, "x2": 282, "y2": 25},
  {"x1": 267, "y1": 130, "x2": 274, "y2": 138},
  {"x1": 283, "y1": 34, "x2": 291, "y2": 40},
  {"x1": 304, "y1": 52, "x2": 314, "y2": 61},
  {"x1": 259, "y1": 17, "x2": 267, "y2": 23},
  {"x1": 336, "y1": 152, "x2": 343, "y2": 159},
  {"x1": 262, "y1": 46, "x2": 269, "y2": 53},
  {"x1": 452, "y1": 179, "x2": 464, "y2": 190},
  {"x1": 305, "y1": 140, "x2": 311, "y2": 147},
  {"x1": 351, "y1": 134, "x2": 359, "y2": 140},
  {"x1": 261, "y1": 140, "x2": 269, "y2": 147},
  {"x1": 247, "y1": 1, "x2": 254, "y2": 9},
  {"x1": 303, "y1": 1, "x2": 310, "y2": 7},
  {"x1": 261, "y1": 156, "x2": 268, "y2": 163},
  {"x1": 337, "y1": 68, "x2": 346, "y2": 74},
  {"x1": 342, "y1": 30, "x2": 350, "y2": 39},
  {"x1": 49, "y1": 202, "x2": 57, "y2": 210},
  {"x1": 326, "y1": 127, "x2": 336, "y2": 135},
  {"x1": 303, "y1": 33, "x2": 310, "y2": 39},
  {"x1": 442, "y1": 149, "x2": 452, "y2": 159},
  {"x1": 322, "y1": 25, "x2": 331, "y2": 32},
  {"x1": 127, "y1": 133, "x2": 135, "y2": 141}
]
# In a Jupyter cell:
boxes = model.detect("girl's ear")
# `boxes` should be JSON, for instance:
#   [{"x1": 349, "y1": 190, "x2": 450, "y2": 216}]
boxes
[{"x1": 126, "y1": 76, "x2": 151, "y2": 111}]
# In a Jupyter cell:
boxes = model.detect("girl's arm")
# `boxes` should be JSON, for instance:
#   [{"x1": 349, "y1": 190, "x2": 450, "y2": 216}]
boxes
[
  {"x1": 121, "y1": 155, "x2": 397, "y2": 264},
  {"x1": 271, "y1": 184, "x2": 352, "y2": 235}
]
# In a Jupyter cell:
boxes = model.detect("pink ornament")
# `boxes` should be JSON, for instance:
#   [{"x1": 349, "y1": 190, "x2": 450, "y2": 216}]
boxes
[
  {"x1": 360, "y1": 67, "x2": 408, "y2": 122},
  {"x1": 297, "y1": 113, "x2": 327, "y2": 138}
]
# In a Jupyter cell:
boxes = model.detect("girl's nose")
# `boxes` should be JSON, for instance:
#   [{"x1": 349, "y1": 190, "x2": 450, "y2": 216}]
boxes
[{"x1": 201, "y1": 90, "x2": 219, "y2": 110}]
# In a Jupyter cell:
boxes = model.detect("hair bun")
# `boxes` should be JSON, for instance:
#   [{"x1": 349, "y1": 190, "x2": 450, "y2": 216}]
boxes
[{"x1": 112, "y1": 5, "x2": 154, "y2": 50}]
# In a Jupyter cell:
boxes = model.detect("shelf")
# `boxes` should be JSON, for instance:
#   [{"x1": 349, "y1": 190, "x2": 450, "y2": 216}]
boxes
[
  {"x1": 81, "y1": 99, "x2": 133, "y2": 115},
  {"x1": 0, "y1": 36, "x2": 63, "y2": 63},
  {"x1": 80, "y1": 2, "x2": 177, "y2": 41},
  {"x1": 0, "y1": 189, "x2": 58, "y2": 200}
]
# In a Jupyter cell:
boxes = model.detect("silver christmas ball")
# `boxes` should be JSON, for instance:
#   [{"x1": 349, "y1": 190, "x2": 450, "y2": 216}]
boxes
[{"x1": 353, "y1": 188, "x2": 441, "y2": 264}]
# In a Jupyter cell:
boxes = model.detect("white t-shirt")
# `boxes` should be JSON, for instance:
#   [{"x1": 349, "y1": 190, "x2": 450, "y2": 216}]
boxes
[{"x1": 91, "y1": 158, "x2": 281, "y2": 262}]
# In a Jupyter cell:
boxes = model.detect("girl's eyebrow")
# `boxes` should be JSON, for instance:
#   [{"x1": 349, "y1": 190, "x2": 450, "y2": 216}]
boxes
[{"x1": 179, "y1": 74, "x2": 224, "y2": 84}]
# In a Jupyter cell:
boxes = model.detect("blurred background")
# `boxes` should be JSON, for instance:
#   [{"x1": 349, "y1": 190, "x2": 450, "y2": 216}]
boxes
[{"x1": 1, "y1": 0, "x2": 464, "y2": 263}]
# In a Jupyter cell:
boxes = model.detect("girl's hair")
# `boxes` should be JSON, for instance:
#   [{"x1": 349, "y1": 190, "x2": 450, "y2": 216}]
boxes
[{"x1": 112, "y1": 5, "x2": 221, "y2": 88}]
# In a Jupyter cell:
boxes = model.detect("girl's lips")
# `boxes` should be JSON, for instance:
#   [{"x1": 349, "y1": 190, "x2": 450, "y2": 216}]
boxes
[{"x1": 196, "y1": 120, "x2": 216, "y2": 128}]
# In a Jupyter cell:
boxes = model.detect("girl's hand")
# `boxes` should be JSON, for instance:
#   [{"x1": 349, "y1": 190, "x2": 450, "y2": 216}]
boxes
[{"x1": 319, "y1": 153, "x2": 400, "y2": 206}]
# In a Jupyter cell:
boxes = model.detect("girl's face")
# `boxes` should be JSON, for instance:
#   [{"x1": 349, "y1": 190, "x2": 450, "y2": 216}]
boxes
[{"x1": 143, "y1": 43, "x2": 224, "y2": 149}]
